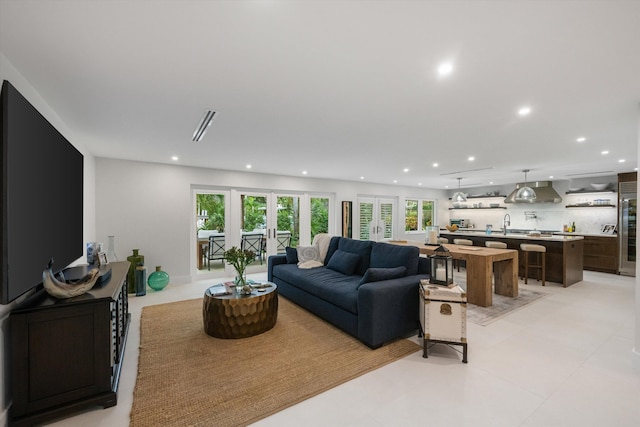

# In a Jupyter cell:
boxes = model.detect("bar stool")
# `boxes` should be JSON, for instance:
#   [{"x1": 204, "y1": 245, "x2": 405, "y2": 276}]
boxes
[
  {"x1": 437, "y1": 237, "x2": 449, "y2": 244},
  {"x1": 453, "y1": 239, "x2": 473, "y2": 271},
  {"x1": 453, "y1": 239, "x2": 473, "y2": 246},
  {"x1": 486, "y1": 241, "x2": 507, "y2": 273},
  {"x1": 520, "y1": 243, "x2": 546, "y2": 286},
  {"x1": 485, "y1": 241, "x2": 507, "y2": 249}
]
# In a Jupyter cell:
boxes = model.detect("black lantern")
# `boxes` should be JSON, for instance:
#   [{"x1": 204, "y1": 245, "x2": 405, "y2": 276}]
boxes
[{"x1": 429, "y1": 245, "x2": 453, "y2": 286}]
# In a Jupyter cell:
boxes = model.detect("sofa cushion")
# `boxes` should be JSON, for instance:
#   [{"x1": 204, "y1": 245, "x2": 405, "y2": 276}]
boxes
[
  {"x1": 370, "y1": 242, "x2": 419, "y2": 276},
  {"x1": 335, "y1": 238, "x2": 373, "y2": 276},
  {"x1": 271, "y1": 264, "x2": 360, "y2": 313},
  {"x1": 358, "y1": 266, "x2": 407, "y2": 287},
  {"x1": 285, "y1": 247, "x2": 298, "y2": 264},
  {"x1": 326, "y1": 250, "x2": 360, "y2": 275}
]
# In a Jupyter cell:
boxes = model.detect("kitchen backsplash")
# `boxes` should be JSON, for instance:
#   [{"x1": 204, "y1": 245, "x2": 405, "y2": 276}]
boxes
[{"x1": 445, "y1": 175, "x2": 619, "y2": 235}]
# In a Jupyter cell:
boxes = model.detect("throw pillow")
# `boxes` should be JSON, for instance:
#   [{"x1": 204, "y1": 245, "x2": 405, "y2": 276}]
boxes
[
  {"x1": 326, "y1": 249, "x2": 361, "y2": 276},
  {"x1": 285, "y1": 247, "x2": 298, "y2": 264},
  {"x1": 358, "y1": 266, "x2": 407, "y2": 286},
  {"x1": 297, "y1": 245, "x2": 323, "y2": 269}
]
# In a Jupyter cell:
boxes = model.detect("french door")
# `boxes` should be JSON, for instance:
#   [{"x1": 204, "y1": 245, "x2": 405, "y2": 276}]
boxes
[
  {"x1": 195, "y1": 188, "x2": 332, "y2": 276},
  {"x1": 358, "y1": 197, "x2": 396, "y2": 241}
]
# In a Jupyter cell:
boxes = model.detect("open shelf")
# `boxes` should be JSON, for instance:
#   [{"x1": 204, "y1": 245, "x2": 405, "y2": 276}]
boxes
[
  {"x1": 449, "y1": 206, "x2": 507, "y2": 210},
  {"x1": 565, "y1": 190, "x2": 616, "y2": 195},
  {"x1": 449, "y1": 195, "x2": 506, "y2": 200}
]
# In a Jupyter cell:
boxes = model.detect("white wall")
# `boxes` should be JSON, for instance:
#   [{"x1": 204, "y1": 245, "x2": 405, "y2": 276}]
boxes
[
  {"x1": 634, "y1": 104, "x2": 640, "y2": 371},
  {"x1": 0, "y1": 53, "x2": 96, "y2": 427},
  {"x1": 95, "y1": 157, "x2": 448, "y2": 283}
]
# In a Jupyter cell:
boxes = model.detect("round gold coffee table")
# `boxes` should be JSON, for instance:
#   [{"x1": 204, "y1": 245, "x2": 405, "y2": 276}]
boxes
[{"x1": 202, "y1": 283, "x2": 278, "y2": 339}]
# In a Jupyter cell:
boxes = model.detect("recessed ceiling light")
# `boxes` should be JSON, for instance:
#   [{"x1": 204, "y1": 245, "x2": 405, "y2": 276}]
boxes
[
  {"x1": 403, "y1": 168, "x2": 409, "y2": 173},
  {"x1": 393, "y1": 180, "x2": 398, "y2": 184},
  {"x1": 437, "y1": 62, "x2": 454, "y2": 76},
  {"x1": 601, "y1": 150, "x2": 609, "y2": 155},
  {"x1": 246, "y1": 164, "x2": 252, "y2": 169},
  {"x1": 618, "y1": 159, "x2": 626, "y2": 163},
  {"x1": 302, "y1": 170, "x2": 308, "y2": 175},
  {"x1": 360, "y1": 176, "x2": 365, "y2": 180},
  {"x1": 468, "y1": 156, "x2": 475, "y2": 161},
  {"x1": 433, "y1": 162, "x2": 439, "y2": 167},
  {"x1": 489, "y1": 181, "x2": 494, "y2": 184},
  {"x1": 518, "y1": 106, "x2": 531, "y2": 116},
  {"x1": 418, "y1": 183, "x2": 422, "y2": 186},
  {"x1": 549, "y1": 175, "x2": 554, "y2": 179},
  {"x1": 576, "y1": 137, "x2": 586, "y2": 142},
  {"x1": 171, "y1": 156, "x2": 178, "y2": 161}
]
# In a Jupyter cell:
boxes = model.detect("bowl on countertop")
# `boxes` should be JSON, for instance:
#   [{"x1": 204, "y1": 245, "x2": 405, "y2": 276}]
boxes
[
  {"x1": 567, "y1": 187, "x2": 583, "y2": 192},
  {"x1": 590, "y1": 183, "x2": 610, "y2": 191}
]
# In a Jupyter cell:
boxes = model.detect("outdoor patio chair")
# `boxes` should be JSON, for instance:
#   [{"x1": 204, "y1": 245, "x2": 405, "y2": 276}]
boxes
[
  {"x1": 276, "y1": 231, "x2": 291, "y2": 254},
  {"x1": 241, "y1": 232, "x2": 265, "y2": 264},
  {"x1": 207, "y1": 235, "x2": 226, "y2": 270}
]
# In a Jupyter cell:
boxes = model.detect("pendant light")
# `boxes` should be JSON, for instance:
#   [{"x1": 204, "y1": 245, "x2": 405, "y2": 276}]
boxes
[
  {"x1": 452, "y1": 177, "x2": 467, "y2": 203},
  {"x1": 515, "y1": 169, "x2": 537, "y2": 201}
]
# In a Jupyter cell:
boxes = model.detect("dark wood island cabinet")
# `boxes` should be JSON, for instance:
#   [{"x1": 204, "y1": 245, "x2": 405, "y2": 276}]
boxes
[
  {"x1": 582, "y1": 235, "x2": 618, "y2": 274},
  {"x1": 9, "y1": 261, "x2": 130, "y2": 427}
]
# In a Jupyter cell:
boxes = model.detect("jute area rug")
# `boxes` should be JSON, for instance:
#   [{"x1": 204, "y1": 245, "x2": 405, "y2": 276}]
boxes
[{"x1": 131, "y1": 297, "x2": 420, "y2": 426}]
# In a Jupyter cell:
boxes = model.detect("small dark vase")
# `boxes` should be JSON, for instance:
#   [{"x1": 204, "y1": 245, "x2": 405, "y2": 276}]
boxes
[
  {"x1": 135, "y1": 264, "x2": 147, "y2": 296},
  {"x1": 127, "y1": 249, "x2": 144, "y2": 293}
]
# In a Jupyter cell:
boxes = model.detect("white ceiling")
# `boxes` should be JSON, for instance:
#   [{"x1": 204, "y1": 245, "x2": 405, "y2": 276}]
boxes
[{"x1": 1, "y1": 0, "x2": 639, "y2": 190}]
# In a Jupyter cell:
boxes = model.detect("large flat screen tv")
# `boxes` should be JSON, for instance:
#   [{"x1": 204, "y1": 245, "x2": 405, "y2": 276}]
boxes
[{"x1": 1, "y1": 80, "x2": 84, "y2": 305}]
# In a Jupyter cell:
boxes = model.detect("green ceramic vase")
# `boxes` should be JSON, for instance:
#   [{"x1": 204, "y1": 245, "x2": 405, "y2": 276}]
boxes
[{"x1": 148, "y1": 266, "x2": 170, "y2": 291}]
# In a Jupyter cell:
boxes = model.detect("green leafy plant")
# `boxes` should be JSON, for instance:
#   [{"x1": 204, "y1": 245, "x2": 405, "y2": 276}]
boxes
[{"x1": 223, "y1": 246, "x2": 255, "y2": 286}]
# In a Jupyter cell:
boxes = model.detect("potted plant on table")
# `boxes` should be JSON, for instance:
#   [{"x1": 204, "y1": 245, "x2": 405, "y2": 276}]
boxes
[{"x1": 223, "y1": 246, "x2": 256, "y2": 293}]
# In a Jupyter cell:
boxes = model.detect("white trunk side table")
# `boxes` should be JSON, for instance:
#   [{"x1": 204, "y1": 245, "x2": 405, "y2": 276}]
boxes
[{"x1": 419, "y1": 281, "x2": 468, "y2": 363}]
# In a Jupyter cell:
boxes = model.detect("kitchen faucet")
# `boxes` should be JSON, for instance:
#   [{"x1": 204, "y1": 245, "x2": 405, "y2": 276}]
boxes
[{"x1": 503, "y1": 214, "x2": 511, "y2": 235}]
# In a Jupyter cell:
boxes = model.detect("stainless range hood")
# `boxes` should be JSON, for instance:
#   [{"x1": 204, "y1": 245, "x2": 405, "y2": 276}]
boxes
[{"x1": 504, "y1": 181, "x2": 563, "y2": 203}]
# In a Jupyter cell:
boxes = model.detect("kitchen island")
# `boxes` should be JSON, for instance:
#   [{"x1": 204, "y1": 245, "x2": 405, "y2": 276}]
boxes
[{"x1": 439, "y1": 231, "x2": 584, "y2": 287}]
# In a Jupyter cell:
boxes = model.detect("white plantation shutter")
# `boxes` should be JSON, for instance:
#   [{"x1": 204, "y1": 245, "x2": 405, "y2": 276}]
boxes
[
  {"x1": 358, "y1": 199, "x2": 374, "y2": 240},
  {"x1": 379, "y1": 201, "x2": 394, "y2": 239},
  {"x1": 357, "y1": 197, "x2": 396, "y2": 241}
]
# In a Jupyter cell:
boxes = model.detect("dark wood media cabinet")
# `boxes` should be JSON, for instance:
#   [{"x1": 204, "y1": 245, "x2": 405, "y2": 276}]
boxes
[{"x1": 9, "y1": 261, "x2": 130, "y2": 426}]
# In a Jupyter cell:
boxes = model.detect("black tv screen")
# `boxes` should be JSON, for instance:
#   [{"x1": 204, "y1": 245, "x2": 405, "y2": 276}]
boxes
[{"x1": 1, "y1": 80, "x2": 84, "y2": 304}]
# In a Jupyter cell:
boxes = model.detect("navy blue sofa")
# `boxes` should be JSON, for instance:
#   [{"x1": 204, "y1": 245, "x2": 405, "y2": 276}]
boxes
[{"x1": 268, "y1": 236, "x2": 430, "y2": 348}]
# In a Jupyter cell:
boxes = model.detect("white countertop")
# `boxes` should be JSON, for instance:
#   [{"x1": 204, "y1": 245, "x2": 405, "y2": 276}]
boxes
[
  {"x1": 553, "y1": 232, "x2": 617, "y2": 238},
  {"x1": 439, "y1": 230, "x2": 584, "y2": 242}
]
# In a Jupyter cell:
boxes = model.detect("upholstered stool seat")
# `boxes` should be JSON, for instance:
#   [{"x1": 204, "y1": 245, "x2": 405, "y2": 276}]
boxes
[
  {"x1": 437, "y1": 237, "x2": 449, "y2": 244},
  {"x1": 485, "y1": 241, "x2": 507, "y2": 249},
  {"x1": 453, "y1": 239, "x2": 473, "y2": 246},
  {"x1": 452, "y1": 239, "x2": 473, "y2": 271},
  {"x1": 520, "y1": 243, "x2": 546, "y2": 286}
]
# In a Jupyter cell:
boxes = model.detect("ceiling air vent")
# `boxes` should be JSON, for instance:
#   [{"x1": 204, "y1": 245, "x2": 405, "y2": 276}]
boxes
[{"x1": 192, "y1": 110, "x2": 216, "y2": 142}]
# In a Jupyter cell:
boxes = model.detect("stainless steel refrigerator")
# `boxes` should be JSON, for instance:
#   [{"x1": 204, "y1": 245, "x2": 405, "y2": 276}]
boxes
[{"x1": 619, "y1": 180, "x2": 636, "y2": 276}]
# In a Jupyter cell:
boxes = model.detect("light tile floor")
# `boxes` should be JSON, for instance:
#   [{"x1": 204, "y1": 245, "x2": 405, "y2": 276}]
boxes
[{"x1": 48, "y1": 271, "x2": 639, "y2": 426}]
